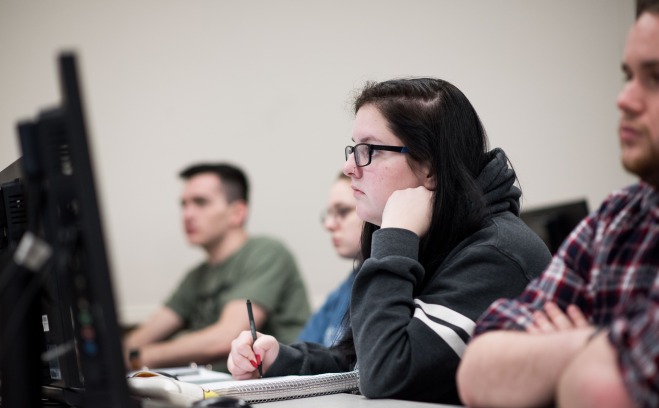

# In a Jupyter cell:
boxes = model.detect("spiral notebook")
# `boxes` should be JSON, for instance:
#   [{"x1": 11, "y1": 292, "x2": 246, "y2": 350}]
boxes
[{"x1": 202, "y1": 370, "x2": 360, "y2": 403}]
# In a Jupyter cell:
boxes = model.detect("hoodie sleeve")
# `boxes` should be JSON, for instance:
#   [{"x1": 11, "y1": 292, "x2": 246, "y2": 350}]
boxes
[{"x1": 265, "y1": 341, "x2": 351, "y2": 377}]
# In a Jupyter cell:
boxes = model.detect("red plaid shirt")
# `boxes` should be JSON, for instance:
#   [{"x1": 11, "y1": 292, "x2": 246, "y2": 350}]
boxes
[{"x1": 474, "y1": 182, "x2": 659, "y2": 408}]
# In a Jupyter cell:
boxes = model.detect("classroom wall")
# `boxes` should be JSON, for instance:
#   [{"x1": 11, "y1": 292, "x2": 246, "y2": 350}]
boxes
[{"x1": 0, "y1": 0, "x2": 637, "y2": 325}]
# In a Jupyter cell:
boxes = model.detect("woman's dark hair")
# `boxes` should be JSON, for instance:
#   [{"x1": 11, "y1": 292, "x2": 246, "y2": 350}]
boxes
[
  {"x1": 637, "y1": 0, "x2": 659, "y2": 17},
  {"x1": 333, "y1": 77, "x2": 491, "y2": 364},
  {"x1": 356, "y1": 78, "x2": 490, "y2": 278}
]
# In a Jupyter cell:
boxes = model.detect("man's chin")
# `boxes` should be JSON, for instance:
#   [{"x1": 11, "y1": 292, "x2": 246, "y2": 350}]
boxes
[
  {"x1": 622, "y1": 156, "x2": 659, "y2": 186},
  {"x1": 621, "y1": 149, "x2": 644, "y2": 176}
]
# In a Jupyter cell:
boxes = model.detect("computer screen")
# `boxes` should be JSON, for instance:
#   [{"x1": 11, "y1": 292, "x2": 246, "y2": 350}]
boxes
[
  {"x1": 0, "y1": 53, "x2": 133, "y2": 407},
  {"x1": 520, "y1": 199, "x2": 590, "y2": 255}
]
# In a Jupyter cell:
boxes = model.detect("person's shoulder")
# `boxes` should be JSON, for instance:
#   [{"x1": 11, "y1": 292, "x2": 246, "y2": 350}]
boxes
[
  {"x1": 602, "y1": 182, "x2": 650, "y2": 205},
  {"x1": 247, "y1": 235, "x2": 290, "y2": 250},
  {"x1": 243, "y1": 235, "x2": 295, "y2": 258},
  {"x1": 595, "y1": 182, "x2": 653, "y2": 219},
  {"x1": 471, "y1": 212, "x2": 546, "y2": 253},
  {"x1": 184, "y1": 260, "x2": 211, "y2": 276},
  {"x1": 452, "y1": 213, "x2": 551, "y2": 274},
  {"x1": 330, "y1": 271, "x2": 356, "y2": 295}
]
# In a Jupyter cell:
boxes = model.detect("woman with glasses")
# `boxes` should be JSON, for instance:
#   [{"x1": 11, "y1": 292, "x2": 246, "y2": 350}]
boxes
[
  {"x1": 228, "y1": 78, "x2": 551, "y2": 404},
  {"x1": 296, "y1": 172, "x2": 362, "y2": 347}
]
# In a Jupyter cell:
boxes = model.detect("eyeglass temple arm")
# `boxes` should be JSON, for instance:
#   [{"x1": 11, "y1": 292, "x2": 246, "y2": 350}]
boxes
[{"x1": 370, "y1": 145, "x2": 409, "y2": 153}]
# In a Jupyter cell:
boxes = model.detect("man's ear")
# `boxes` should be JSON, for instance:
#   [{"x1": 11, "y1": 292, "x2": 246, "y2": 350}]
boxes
[{"x1": 230, "y1": 200, "x2": 249, "y2": 227}]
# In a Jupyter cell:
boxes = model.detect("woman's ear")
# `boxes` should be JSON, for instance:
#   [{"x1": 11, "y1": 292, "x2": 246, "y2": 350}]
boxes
[
  {"x1": 424, "y1": 173, "x2": 436, "y2": 191},
  {"x1": 419, "y1": 163, "x2": 436, "y2": 190}
]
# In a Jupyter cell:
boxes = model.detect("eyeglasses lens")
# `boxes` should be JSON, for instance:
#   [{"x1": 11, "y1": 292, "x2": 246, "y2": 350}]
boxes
[
  {"x1": 321, "y1": 207, "x2": 354, "y2": 224},
  {"x1": 356, "y1": 144, "x2": 370, "y2": 167}
]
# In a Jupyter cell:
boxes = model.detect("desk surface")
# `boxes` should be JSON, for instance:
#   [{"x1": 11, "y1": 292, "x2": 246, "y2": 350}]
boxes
[
  {"x1": 42, "y1": 393, "x2": 463, "y2": 408},
  {"x1": 255, "y1": 393, "x2": 463, "y2": 408}
]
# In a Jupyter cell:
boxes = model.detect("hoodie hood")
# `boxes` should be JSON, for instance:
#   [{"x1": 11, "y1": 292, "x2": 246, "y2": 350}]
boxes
[{"x1": 477, "y1": 147, "x2": 521, "y2": 216}]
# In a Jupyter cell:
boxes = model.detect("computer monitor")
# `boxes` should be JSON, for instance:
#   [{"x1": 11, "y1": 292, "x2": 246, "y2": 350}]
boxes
[
  {"x1": 520, "y1": 199, "x2": 590, "y2": 254},
  {"x1": 0, "y1": 155, "x2": 89, "y2": 408},
  {"x1": 0, "y1": 53, "x2": 133, "y2": 407},
  {"x1": 0, "y1": 158, "x2": 27, "y2": 258},
  {"x1": 0, "y1": 158, "x2": 37, "y2": 408}
]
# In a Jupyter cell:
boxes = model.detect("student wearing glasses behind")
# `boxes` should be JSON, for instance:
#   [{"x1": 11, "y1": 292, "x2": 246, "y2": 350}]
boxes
[
  {"x1": 227, "y1": 78, "x2": 552, "y2": 404},
  {"x1": 296, "y1": 172, "x2": 363, "y2": 347}
]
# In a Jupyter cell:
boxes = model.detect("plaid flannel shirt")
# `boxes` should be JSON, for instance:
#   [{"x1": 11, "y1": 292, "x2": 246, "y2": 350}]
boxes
[{"x1": 474, "y1": 182, "x2": 659, "y2": 408}]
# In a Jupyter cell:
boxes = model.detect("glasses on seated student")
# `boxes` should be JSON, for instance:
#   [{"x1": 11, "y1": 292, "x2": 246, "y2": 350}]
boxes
[
  {"x1": 344, "y1": 143, "x2": 409, "y2": 168},
  {"x1": 320, "y1": 206, "x2": 355, "y2": 224}
]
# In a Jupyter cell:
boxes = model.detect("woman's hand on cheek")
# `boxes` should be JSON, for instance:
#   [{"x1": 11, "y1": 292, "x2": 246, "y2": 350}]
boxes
[{"x1": 380, "y1": 186, "x2": 433, "y2": 237}]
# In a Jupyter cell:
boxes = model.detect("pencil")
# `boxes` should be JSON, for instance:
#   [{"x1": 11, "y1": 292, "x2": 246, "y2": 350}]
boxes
[{"x1": 246, "y1": 299, "x2": 263, "y2": 378}]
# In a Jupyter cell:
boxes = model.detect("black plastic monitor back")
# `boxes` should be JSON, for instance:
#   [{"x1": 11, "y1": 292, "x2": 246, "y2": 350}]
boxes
[
  {"x1": 520, "y1": 199, "x2": 590, "y2": 254},
  {"x1": 10, "y1": 53, "x2": 132, "y2": 407},
  {"x1": 0, "y1": 159, "x2": 27, "y2": 257}
]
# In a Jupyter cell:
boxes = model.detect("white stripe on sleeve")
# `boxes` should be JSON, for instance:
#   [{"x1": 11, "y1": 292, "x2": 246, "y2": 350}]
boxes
[{"x1": 412, "y1": 299, "x2": 476, "y2": 357}]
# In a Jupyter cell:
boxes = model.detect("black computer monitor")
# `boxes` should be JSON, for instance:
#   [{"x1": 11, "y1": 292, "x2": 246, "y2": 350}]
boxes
[
  {"x1": 1, "y1": 53, "x2": 132, "y2": 407},
  {"x1": 520, "y1": 199, "x2": 590, "y2": 255},
  {"x1": 0, "y1": 158, "x2": 27, "y2": 258},
  {"x1": 0, "y1": 162, "x2": 45, "y2": 408},
  {"x1": 0, "y1": 155, "x2": 88, "y2": 408}
]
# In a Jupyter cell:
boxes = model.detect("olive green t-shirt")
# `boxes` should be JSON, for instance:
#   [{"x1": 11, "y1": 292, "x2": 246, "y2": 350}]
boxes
[{"x1": 166, "y1": 236, "x2": 310, "y2": 372}]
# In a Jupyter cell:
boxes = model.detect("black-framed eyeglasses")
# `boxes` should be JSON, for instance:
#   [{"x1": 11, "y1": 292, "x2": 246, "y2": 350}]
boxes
[
  {"x1": 344, "y1": 143, "x2": 409, "y2": 167},
  {"x1": 320, "y1": 206, "x2": 355, "y2": 224}
]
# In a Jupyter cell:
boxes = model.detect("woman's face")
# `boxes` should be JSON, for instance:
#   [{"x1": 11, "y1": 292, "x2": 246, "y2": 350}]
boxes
[
  {"x1": 343, "y1": 104, "x2": 428, "y2": 226},
  {"x1": 322, "y1": 178, "x2": 362, "y2": 259}
]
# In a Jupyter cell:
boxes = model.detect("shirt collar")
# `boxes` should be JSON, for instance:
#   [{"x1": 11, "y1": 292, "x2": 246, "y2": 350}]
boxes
[{"x1": 639, "y1": 181, "x2": 659, "y2": 221}]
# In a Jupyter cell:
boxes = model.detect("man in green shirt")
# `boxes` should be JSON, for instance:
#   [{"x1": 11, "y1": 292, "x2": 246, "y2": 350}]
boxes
[{"x1": 124, "y1": 163, "x2": 310, "y2": 372}]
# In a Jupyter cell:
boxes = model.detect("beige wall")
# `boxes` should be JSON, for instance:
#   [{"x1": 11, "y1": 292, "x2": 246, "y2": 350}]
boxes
[{"x1": 0, "y1": 0, "x2": 636, "y2": 325}]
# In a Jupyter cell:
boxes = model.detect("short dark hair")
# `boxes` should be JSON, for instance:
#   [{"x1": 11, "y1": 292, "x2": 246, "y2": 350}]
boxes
[
  {"x1": 179, "y1": 163, "x2": 249, "y2": 203},
  {"x1": 637, "y1": 0, "x2": 659, "y2": 17}
]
